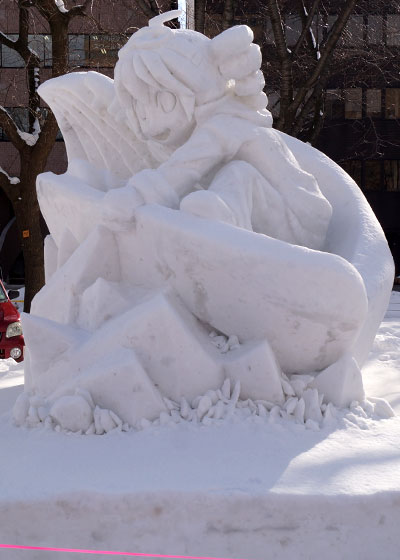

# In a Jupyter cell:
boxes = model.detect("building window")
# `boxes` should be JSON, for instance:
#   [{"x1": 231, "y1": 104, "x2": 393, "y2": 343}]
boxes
[
  {"x1": 267, "y1": 91, "x2": 280, "y2": 118},
  {"x1": 367, "y1": 15, "x2": 383, "y2": 45},
  {"x1": 387, "y1": 14, "x2": 400, "y2": 46},
  {"x1": 344, "y1": 88, "x2": 362, "y2": 119},
  {"x1": 0, "y1": 34, "x2": 52, "y2": 67},
  {"x1": 0, "y1": 108, "x2": 29, "y2": 140},
  {"x1": 342, "y1": 15, "x2": 364, "y2": 46},
  {"x1": 285, "y1": 16, "x2": 302, "y2": 46},
  {"x1": 384, "y1": 161, "x2": 400, "y2": 191},
  {"x1": 89, "y1": 34, "x2": 123, "y2": 67},
  {"x1": 364, "y1": 160, "x2": 382, "y2": 191},
  {"x1": 1, "y1": 34, "x2": 24, "y2": 67},
  {"x1": 325, "y1": 89, "x2": 344, "y2": 119},
  {"x1": 341, "y1": 160, "x2": 362, "y2": 186},
  {"x1": 385, "y1": 89, "x2": 400, "y2": 118},
  {"x1": 69, "y1": 34, "x2": 86, "y2": 65},
  {"x1": 28, "y1": 34, "x2": 52, "y2": 67},
  {"x1": 366, "y1": 89, "x2": 381, "y2": 118},
  {"x1": 264, "y1": 18, "x2": 274, "y2": 45}
]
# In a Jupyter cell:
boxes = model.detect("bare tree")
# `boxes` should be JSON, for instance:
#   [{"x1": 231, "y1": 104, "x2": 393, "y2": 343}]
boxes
[
  {"x1": 0, "y1": 0, "x2": 93, "y2": 312},
  {"x1": 201, "y1": 0, "x2": 400, "y2": 146}
]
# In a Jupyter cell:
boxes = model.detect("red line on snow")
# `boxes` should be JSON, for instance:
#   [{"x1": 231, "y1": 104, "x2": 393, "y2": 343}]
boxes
[{"x1": 0, "y1": 544, "x2": 251, "y2": 560}]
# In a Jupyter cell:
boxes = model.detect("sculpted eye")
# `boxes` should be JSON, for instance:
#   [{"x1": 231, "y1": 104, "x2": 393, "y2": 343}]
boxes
[{"x1": 157, "y1": 91, "x2": 177, "y2": 113}]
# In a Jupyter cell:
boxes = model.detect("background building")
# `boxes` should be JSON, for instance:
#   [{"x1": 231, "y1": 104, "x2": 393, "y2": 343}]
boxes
[{"x1": 1, "y1": 0, "x2": 399, "y2": 284}]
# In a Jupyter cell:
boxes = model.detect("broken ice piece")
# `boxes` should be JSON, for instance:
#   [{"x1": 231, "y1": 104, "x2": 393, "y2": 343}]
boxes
[
  {"x1": 221, "y1": 378, "x2": 231, "y2": 399},
  {"x1": 281, "y1": 378, "x2": 295, "y2": 397},
  {"x1": 197, "y1": 395, "x2": 213, "y2": 420}
]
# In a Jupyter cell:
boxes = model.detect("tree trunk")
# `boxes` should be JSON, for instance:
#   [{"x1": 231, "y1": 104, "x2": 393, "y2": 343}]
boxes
[
  {"x1": 194, "y1": 0, "x2": 206, "y2": 33},
  {"x1": 12, "y1": 157, "x2": 45, "y2": 312}
]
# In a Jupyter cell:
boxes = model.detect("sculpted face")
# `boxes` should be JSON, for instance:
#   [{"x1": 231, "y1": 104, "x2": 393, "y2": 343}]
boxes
[{"x1": 131, "y1": 87, "x2": 195, "y2": 147}]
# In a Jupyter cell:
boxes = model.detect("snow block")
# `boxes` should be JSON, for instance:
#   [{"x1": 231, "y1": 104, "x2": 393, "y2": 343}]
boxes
[
  {"x1": 37, "y1": 171, "x2": 103, "y2": 246},
  {"x1": 73, "y1": 290, "x2": 223, "y2": 402},
  {"x1": 20, "y1": 312, "x2": 87, "y2": 376},
  {"x1": 49, "y1": 349, "x2": 167, "y2": 426},
  {"x1": 31, "y1": 225, "x2": 120, "y2": 325},
  {"x1": 57, "y1": 227, "x2": 79, "y2": 269},
  {"x1": 44, "y1": 234, "x2": 58, "y2": 283},
  {"x1": 220, "y1": 339, "x2": 284, "y2": 403},
  {"x1": 122, "y1": 204, "x2": 368, "y2": 375},
  {"x1": 311, "y1": 354, "x2": 365, "y2": 408},
  {"x1": 117, "y1": 292, "x2": 224, "y2": 401},
  {"x1": 77, "y1": 278, "x2": 129, "y2": 331}
]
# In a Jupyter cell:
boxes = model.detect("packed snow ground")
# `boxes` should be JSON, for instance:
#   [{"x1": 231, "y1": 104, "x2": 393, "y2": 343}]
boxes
[{"x1": 0, "y1": 293, "x2": 400, "y2": 559}]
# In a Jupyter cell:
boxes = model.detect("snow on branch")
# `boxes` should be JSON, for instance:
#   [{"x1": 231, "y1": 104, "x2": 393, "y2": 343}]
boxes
[
  {"x1": 0, "y1": 107, "x2": 26, "y2": 151},
  {"x1": 55, "y1": 0, "x2": 68, "y2": 13},
  {"x1": 0, "y1": 167, "x2": 20, "y2": 186},
  {"x1": 0, "y1": 31, "x2": 18, "y2": 50}
]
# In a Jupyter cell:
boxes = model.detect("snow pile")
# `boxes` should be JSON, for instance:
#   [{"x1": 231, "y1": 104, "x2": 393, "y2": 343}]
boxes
[{"x1": 13, "y1": 371, "x2": 394, "y2": 436}]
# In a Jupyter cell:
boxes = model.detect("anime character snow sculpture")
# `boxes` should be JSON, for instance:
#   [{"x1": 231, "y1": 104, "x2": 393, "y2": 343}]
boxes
[{"x1": 15, "y1": 11, "x2": 394, "y2": 433}]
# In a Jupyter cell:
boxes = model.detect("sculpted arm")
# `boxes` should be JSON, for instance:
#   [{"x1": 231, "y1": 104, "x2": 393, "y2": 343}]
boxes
[{"x1": 102, "y1": 115, "x2": 245, "y2": 227}]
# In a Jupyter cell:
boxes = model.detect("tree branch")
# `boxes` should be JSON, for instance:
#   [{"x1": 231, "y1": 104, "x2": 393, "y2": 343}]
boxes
[
  {"x1": 0, "y1": 169, "x2": 19, "y2": 203},
  {"x1": 0, "y1": 32, "x2": 18, "y2": 50},
  {"x1": 0, "y1": 107, "x2": 26, "y2": 152},
  {"x1": 292, "y1": 0, "x2": 321, "y2": 57},
  {"x1": 267, "y1": 0, "x2": 293, "y2": 128},
  {"x1": 288, "y1": 0, "x2": 358, "y2": 128}
]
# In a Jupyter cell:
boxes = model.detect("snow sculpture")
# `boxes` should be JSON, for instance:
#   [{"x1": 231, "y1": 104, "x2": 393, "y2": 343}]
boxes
[{"x1": 14, "y1": 11, "x2": 394, "y2": 433}]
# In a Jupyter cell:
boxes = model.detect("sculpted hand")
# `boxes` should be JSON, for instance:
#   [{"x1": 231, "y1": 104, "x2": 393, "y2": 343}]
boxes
[{"x1": 101, "y1": 184, "x2": 145, "y2": 231}]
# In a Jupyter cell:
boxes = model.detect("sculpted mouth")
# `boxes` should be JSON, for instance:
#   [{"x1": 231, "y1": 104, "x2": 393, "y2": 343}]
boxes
[{"x1": 149, "y1": 129, "x2": 170, "y2": 142}]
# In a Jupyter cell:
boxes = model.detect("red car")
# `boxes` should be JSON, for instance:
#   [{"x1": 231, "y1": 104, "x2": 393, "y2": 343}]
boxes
[{"x1": 0, "y1": 281, "x2": 24, "y2": 362}]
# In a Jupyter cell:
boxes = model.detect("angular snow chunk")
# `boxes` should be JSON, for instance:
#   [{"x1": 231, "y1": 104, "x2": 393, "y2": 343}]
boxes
[
  {"x1": 220, "y1": 339, "x2": 284, "y2": 404},
  {"x1": 303, "y1": 388, "x2": 323, "y2": 424},
  {"x1": 196, "y1": 395, "x2": 213, "y2": 420},
  {"x1": 221, "y1": 378, "x2": 231, "y2": 400},
  {"x1": 294, "y1": 397, "x2": 305, "y2": 424},
  {"x1": 361, "y1": 399, "x2": 375, "y2": 415},
  {"x1": 269, "y1": 406, "x2": 280, "y2": 423},
  {"x1": 369, "y1": 397, "x2": 396, "y2": 419},
  {"x1": 21, "y1": 313, "x2": 85, "y2": 374},
  {"x1": 77, "y1": 278, "x2": 128, "y2": 331},
  {"x1": 12, "y1": 392, "x2": 30, "y2": 426},
  {"x1": 281, "y1": 378, "x2": 295, "y2": 398},
  {"x1": 323, "y1": 402, "x2": 337, "y2": 427},
  {"x1": 50, "y1": 395, "x2": 93, "y2": 432},
  {"x1": 180, "y1": 397, "x2": 191, "y2": 419},
  {"x1": 230, "y1": 380, "x2": 241, "y2": 407},
  {"x1": 94, "y1": 406, "x2": 105, "y2": 435},
  {"x1": 85, "y1": 423, "x2": 95, "y2": 435},
  {"x1": 97, "y1": 407, "x2": 118, "y2": 433},
  {"x1": 57, "y1": 227, "x2": 79, "y2": 269},
  {"x1": 44, "y1": 234, "x2": 58, "y2": 282},
  {"x1": 53, "y1": 349, "x2": 167, "y2": 427},
  {"x1": 290, "y1": 375, "x2": 314, "y2": 398},
  {"x1": 311, "y1": 354, "x2": 365, "y2": 408},
  {"x1": 104, "y1": 291, "x2": 224, "y2": 402},
  {"x1": 32, "y1": 225, "x2": 120, "y2": 325},
  {"x1": 284, "y1": 397, "x2": 298, "y2": 416},
  {"x1": 257, "y1": 403, "x2": 268, "y2": 417},
  {"x1": 214, "y1": 400, "x2": 225, "y2": 419}
]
